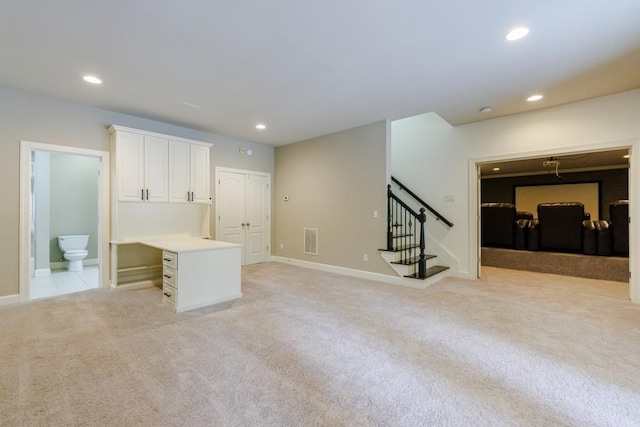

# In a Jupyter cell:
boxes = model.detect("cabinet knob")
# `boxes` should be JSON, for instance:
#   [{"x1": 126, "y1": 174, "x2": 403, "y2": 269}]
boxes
[{"x1": 241, "y1": 223, "x2": 246, "y2": 227}]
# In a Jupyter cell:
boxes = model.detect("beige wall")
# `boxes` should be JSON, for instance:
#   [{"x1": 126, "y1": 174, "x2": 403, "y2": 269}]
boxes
[
  {"x1": 274, "y1": 121, "x2": 393, "y2": 276},
  {"x1": 0, "y1": 87, "x2": 274, "y2": 297}
]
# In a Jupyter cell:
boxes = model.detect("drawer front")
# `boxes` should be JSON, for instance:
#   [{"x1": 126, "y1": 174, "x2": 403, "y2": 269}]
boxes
[
  {"x1": 162, "y1": 266, "x2": 177, "y2": 287},
  {"x1": 162, "y1": 251, "x2": 177, "y2": 269},
  {"x1": 162, "y1": 284, "x2": 176, "y2": 306}
]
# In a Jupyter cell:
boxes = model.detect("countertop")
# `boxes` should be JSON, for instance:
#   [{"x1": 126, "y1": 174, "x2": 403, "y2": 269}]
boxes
[{"x1": 113, "y1": 236, "x2": 241, "y2": 253}]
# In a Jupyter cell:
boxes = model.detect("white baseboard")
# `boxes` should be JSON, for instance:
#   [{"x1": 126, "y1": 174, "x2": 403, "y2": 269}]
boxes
[
  {"x1": 34, "y1": 268, "x2": 51, "y2": 277},
  {"x1": 50, "y1": 258, "x2": 99, "y2": 271},
  {"x1": 0, "y1": 294, "x2": 20, "y2": 307},
  {"x1": 270, "y1": 256, "x2": 445, "y2": 289}
]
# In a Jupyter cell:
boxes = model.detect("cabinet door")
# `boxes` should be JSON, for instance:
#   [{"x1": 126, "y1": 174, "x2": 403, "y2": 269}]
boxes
[
  {"x1": 144, "y1": 136, "x2": 169, "y2": 202},
  {"x1": 190, "y1": 144, "x2": 210, "y2": 203},
  {"x1": 168, "y1": 140, "x2": 190, "y2": 203},
  {"x1": 117, "y1": 131, "x2": 145, "y2": 201}
]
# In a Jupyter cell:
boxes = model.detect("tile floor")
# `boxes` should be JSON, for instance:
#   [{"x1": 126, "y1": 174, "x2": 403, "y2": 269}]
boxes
[{"x1": 31, "y1": 265, "x2": 99, "y2": 299}]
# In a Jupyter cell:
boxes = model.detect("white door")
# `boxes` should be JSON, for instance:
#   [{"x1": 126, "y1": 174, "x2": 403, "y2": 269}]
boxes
[
  {"x1": 246, "y1": 174, "x2": 269, "y2": 264},
  {"x1": 216, "y1": 169, "x2": 271, "y2": 265}
]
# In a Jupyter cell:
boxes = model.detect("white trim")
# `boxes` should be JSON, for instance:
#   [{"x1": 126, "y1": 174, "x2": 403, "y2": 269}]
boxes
[
  {"x1": 214, "y1": 167, "x2": 272, "y2": 263},
  {"x1": 271, "y1": 256, "x2": 451, "y2": 289},
  {"x1": 107, "y1": 125, "x2": 212, "y2": 148},
  {"x1": 468, "y1": 139, "x2": 639, "y2": 303},
  {"x1": 0, "y1": 294, "x2": 19, "y2": 307},
  {"x1": 19, "y1": 141, "x2": 111, "y2": 302},
  {"x1": 34, "y1": 268, "x2": 51, "y2": 278}
]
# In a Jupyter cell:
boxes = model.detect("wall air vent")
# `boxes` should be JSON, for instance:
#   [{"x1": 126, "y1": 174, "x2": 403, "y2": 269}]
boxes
[{"x1": 304, "y1": 228, "x2": 318, "y2": 255}]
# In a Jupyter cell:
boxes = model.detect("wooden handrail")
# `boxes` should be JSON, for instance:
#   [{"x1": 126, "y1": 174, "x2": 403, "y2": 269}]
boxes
[{"x1": 391, "y1": 176, "x2": 454, "y2": 227}]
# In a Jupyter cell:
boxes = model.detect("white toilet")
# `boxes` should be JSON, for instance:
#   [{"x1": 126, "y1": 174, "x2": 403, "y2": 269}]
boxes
[{"x1": 57, "y1": 235, "x2": 89, "y2": 272}]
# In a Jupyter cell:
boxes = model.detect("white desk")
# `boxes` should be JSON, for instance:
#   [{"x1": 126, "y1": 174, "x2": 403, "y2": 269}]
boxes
[{"x1": 112, "y1": 237, "x2": 242, "y2": 312}]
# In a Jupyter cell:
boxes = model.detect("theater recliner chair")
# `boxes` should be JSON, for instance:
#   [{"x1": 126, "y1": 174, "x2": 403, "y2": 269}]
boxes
[
  {"x1": 536, "y1": 202, "x2": 587, "y2": 252},
  {"x1": 610, "y1": 200, "x2": 629, "y2": 256},
  {"x1": 481, "y1": 202, "x2": 517, "y2": 248}
]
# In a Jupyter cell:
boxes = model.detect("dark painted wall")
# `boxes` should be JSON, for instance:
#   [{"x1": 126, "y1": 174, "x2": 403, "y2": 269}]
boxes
[{"x1": 481, "y1": 168, "x2": 628, "y2": 220}]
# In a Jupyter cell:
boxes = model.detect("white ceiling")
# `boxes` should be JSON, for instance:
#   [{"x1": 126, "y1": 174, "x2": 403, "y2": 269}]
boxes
[{"x1": 2, "y1": 1, "x2": 640, "y2": 146}]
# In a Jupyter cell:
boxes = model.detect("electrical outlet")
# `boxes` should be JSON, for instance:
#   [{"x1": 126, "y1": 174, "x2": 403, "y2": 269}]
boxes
[
  {"x1": 363, "y1": 254, "x2": 368, "y2": 261},
  {"x1": 373, "y1": 210, "x2": 378, "y2": 218},
  {"x1": 279, "y1": 243, "x2": 284, "y2": 249}
]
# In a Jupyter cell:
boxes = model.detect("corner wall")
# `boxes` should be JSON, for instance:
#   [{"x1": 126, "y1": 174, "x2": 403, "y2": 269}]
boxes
[
  {"x1": 0, "y1": 87, "x2": 274, "y2": 297},
  {"x1": 274, "y1": 121, "x2": 392, "y2": 276}
]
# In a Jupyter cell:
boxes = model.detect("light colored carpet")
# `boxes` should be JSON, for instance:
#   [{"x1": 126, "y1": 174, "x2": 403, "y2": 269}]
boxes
[{"x1": 2, "y1": 263, "x2": 640, "y2": 426}]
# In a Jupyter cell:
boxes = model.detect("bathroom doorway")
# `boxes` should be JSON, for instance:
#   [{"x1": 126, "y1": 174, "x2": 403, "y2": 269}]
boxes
[{"x1": 19, "y1": 141, "x2": 110, "y2": 302}]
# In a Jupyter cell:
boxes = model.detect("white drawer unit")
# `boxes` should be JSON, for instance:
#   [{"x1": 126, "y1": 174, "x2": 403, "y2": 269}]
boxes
[
  {"x1": 136, "y1": 238, "x2": 242, "y2": 313},
  {"x1": 162, "y1": 251, "x2": 177, "y2": 269},
  {"x1": 162, "y1": 266, "x2": 176, "y2": 286},
  {"x1": 162, "y1": 283, "x2": 176, "y2": 306}
]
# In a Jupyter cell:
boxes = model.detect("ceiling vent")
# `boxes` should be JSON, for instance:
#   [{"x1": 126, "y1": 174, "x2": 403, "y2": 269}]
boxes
[{"x1": 304, "y1": 228, "x2": 318, "y2": 255}]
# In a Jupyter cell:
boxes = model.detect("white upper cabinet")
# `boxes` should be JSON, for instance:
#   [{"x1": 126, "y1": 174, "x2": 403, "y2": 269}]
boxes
[
  {"x1": 116, "y1": 131, "x2": 145, "y2": 201},
  {"x1": 114, "y1": 130, "x2": 168, "y2": 202},
  {"x1": 110, "y1": 126, "x2": 211, "y2": 204},
  {"x1": 169, "y1": 140, "x2": 210, "y2": 203},
  {"x1": 143, "y1": 135, "x2": 169, "y2": 202},
  {"x1": 189, "y1": 144, "x2": 210, "y2": 203}
]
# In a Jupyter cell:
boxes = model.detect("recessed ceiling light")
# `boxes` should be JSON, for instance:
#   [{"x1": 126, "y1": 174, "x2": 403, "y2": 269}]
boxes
[
  {"x1": 623, "y1": 154, "x2": 630, "y2": 159},
  {"x1": 506, "y1": 27, "x2": 530, "y2": 41},
  {"x1": 255, "y1": 124, "x2": 266, "y2": 130},
  {"x1": 479, "y1": 107, "x2": 492, "y2": 113},
  {"x1": 527, "y1": 94, "x2": 543, "y2": 102},
  {"x1": 492, "y1": 167, "x2": 501, "y2": 171},
  {"x1": 82, "y1": 75, "x2": 102, "y2": 85}
]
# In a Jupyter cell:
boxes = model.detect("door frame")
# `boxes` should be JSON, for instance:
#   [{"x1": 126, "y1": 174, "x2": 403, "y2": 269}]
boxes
[
  {"x1": 468, "y1": 139, "x2": 639, "y2": 303},
  {"x1": 214, "y1": 167, "x2": 272, "y2": 265},
  {"x1": 19, "y1": 141, "x2": 110, "y2": 301}
]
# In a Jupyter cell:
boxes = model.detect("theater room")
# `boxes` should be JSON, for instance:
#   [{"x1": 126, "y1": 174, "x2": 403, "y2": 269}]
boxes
[{"x1": 479, "y1": 149, "x2": 630, "y2": 282}]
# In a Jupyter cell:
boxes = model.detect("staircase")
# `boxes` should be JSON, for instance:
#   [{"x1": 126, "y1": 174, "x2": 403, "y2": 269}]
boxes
[{"x1": 379, "y1": 179, "x2": 452, "y2": 282}]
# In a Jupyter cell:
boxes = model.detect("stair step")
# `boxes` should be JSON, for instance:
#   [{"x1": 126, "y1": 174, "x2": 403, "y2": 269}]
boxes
[
  {"x1": 389, "y1": 243, "x2": 419, "y2": 252},
  {"x1": 391, "y1": 254, "x2": 436, "y2": 265},
  {"x1": 405, "y1": 265, "x2": 449, "y2": 280}
]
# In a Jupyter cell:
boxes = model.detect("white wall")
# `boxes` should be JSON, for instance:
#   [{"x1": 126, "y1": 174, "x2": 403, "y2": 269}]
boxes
[{"x1": 392, "y1": 89, "x2": 640, "y2": 301}]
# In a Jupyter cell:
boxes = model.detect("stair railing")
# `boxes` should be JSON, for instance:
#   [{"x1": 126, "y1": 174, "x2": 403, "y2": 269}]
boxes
[
  {"x1": 387, "y1": 185, "x2": 427, "y2": 278},
  {"x1": 391, "y1": 176, "x2": 454, "y2": 227}
]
